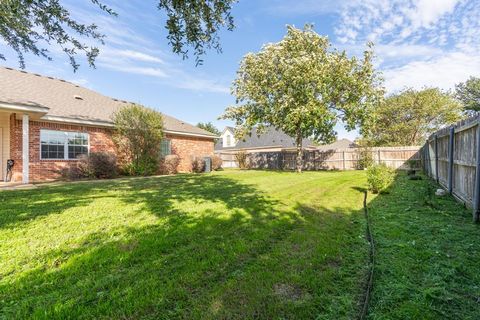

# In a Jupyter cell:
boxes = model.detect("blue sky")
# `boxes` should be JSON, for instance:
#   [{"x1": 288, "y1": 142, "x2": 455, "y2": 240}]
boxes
[{"x1": 1, "y1": 0, "x2": 479, "y2": 140}]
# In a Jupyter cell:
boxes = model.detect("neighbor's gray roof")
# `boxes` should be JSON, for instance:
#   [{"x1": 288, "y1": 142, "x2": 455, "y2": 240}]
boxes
[
  {"x1": 0, "y1": 67, "x2": 216, "y2": 137},
  {"x1": 317, "y1": 138, "x2": 357, "y2": 150},
  {"x1": 215, "y1": 126, "x2": 317, "y2": 150}
]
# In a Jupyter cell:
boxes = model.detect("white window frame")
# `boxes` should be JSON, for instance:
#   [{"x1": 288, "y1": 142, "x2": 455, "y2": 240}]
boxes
[{"x1": 40, "y1": 129, "x2": 90, "y2": 160}]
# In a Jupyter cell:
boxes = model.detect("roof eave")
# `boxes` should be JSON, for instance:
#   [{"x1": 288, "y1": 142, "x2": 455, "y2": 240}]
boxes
[{"x1": 39, "y1": 115, "x2": 218, "y2": 139}]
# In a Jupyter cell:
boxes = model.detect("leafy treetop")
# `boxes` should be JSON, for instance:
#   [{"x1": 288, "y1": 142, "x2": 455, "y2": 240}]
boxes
[
  {"x1": 455, "y1": 76, "x2": 480, "y2": 114},
  {"x1": 197, "y1": 122, "x2": 221, "y2": 136},
  {"x1": 362, "y1": 87, "x2": 463, "y2": 146},
  {"x1": 221, "y1": 25, "x2": 383, "y2": 172},
  {"x1": 0, "y1": 0, "x2": 236, "y2": 71}
]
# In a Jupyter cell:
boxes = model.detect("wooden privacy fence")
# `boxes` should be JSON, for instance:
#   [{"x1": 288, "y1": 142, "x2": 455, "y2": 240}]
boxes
[
  {"x1": 422, "y1": 115, "x2": 480, "y2": 222},
  {"x1": 217, "y1": 146, "x2": 421, "y2": 171}
]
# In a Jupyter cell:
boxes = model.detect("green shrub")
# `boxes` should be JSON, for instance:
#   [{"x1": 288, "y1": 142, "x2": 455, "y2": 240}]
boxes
[
  {"x1": 212, "y1": 155, "x2": 223, "y2": 171},
  {"x1": 112, "y1": 104, "x2": 164, "y2": 176},
  {"x1": 191, "y1": 157, "x2": 205, "y2": 173},
  {"x1": 122, "y1": 157, "x2": 158, "y2": 176},
  {"x1": 59, "y1": 152, "x2": 117, "y2": 180},
  {"x1": 367, "y1": 163, "x2": 395, "y2": 194},
  {"x1": 159, "y1": 155, "x2": 180, "y2": 175},
  {"x1": 59, "y1": 165, "x2": 86, "y2": 181},
  {"x1": 87, "y1": 152, "x2": 118, "y2": 178},
  {"x1": 235, "y1": 151, "x2": 248, "y2": 169},
  {"x1": 357, "y1": 147, "x2": 374, "y2": 170}
]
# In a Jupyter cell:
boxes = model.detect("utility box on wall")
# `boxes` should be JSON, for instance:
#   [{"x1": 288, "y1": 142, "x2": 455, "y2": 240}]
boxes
[{"x1": 204, "y1": 157, "x2": 211, "y2": 173}]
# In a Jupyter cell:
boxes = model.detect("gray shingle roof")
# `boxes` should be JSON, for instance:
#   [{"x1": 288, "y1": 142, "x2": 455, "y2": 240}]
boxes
[
  {"x1": 215, "y1": 126, "x2": 317, "y2": 150},
  {"x1": 317, "y1": 138, "x2": 357, "y2": 150},
  {"x1": 0, "y1": 67, "x2": 216, "y2": 137}
]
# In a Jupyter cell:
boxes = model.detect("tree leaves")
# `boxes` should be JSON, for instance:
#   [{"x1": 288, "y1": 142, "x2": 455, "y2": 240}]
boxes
[
  {"x1": 0, "y1": 0, "x2": 236, "y2": 70},
  {"x1": 363, "y1": 88, "x2": 464, "y2": 146},
  {"x1": 221, "y1": 24, "x2": 383, "y2": 147},
  {"x1": 0, "y1": 0, "x2": 114, "y2": 71},
  {"x1": 158, "y1": 0, "x2": 236, "y2": 66},
  {"x1": 455, "y1": 77, "x2": 480, "y2": 114}
]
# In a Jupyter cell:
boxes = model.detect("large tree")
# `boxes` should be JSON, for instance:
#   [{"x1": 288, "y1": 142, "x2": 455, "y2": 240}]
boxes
[
  {"x1": 363, "y1": 88, "x2": 463, "y2": 146},
  {"x1": 0, "y1": 0, "x2": 236, "y2": 71},
  {"x1": 197, "y1": 122, "x2": 221, "y2": 136},
  {"x1": 455, "y1": 76, "x2": 480, "y2": 114},
  {"x1": 221, "y1": 25, "x2": 383, "y2": 172}
]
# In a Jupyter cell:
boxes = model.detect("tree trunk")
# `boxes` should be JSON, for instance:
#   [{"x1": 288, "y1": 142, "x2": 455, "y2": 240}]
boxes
[{"x1": 296, "y1": 131, "x2": 303, "y2": 173}]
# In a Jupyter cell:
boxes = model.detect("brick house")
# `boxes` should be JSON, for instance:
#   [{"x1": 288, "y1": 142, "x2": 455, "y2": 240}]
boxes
[{"x1": 0, "y1": 67, "x2": 217, "y2": 184}]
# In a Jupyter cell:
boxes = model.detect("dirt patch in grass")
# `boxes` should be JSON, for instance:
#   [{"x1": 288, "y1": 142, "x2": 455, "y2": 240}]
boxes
[{"x1": 273, "y1": 283, "x2": 308, "y2": 302}]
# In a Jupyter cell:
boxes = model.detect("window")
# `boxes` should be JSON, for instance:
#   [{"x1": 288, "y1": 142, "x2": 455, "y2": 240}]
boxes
[
  {"x1": 40, "y1": 130, "x2": 89, "y2": 160},
  {"x1": 226, "y1": 134, "x2": 231, "y2": 147},
  {"x1": 160, "y1": 139, "x2": 171, "y2": 156}
]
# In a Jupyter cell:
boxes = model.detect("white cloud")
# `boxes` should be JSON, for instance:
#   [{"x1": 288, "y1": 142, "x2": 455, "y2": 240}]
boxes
[
  {"x1": 332, "y1": 0, "x2": 480, "y2": 93},
  {"x1": 383, "y1": 51, "x2": 480, "y2": 92},
  {"x1": 174, "y1": 76, "x2": 230, "y2": 94},
  {"x1": 408, "y1": 0, "x2": 460, "y2": 28},
  {"x1": 105, "y1": 50, "x2": 164, "y2": 64},
  {"x1": 265, "y1": 0, "x2": 352, "y2": 15},
  {"x1": 376, "y1": 43, "x2": 443, "y2": 59},
  {"x1": 335, "y1": 0, "x2": 475, "y2": 46},
  {"x1": 98, "y1": 63, "x2": 168, "y2": 78}
]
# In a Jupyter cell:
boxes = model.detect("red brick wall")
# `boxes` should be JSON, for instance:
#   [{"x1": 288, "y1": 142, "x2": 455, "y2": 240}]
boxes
[
  {"x1": 166, "y1": 134, "x2": 214, "y2": 172},
  {"x1": 10, "y1": 114, "x2": 214, "y2": 182},
  {"x1": 10, "y1": 115, "x2": 116, "y2": 182}
]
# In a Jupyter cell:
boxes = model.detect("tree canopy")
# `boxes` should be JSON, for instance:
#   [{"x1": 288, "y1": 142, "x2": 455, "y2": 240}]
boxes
[
  {"x1": 197, "y1": 122, "x2": 221, "y2": 136},
  {"x1": 362, "y1": 88, "x2": 463, "y2": 146},
  {"x1": 221, "y1": 25, "x2": 383, "y2": 172},
  {"x1": 0, "y1": 0, "x2": 236, "y2": 71},
  {"x1": 455, "y1": 76, "x2": 480, "y2": 114}
]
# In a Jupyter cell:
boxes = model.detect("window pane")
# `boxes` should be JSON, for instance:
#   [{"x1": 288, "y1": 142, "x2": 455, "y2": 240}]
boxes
[
  {"x1": 41, "y1": 130, "x2": 87, "y2": 160},
  {"x1": 41, "y1": 143, "x2": 64, "y2": 159},
  {"x1": 160, "y1": 140, "x2": 171, "y2": 156}
]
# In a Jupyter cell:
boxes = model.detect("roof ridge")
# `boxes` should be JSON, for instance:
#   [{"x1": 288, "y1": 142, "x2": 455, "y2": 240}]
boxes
[
  {"x1": 2, "y1": 66, "x2": 80, "y2": 87},
  {"x1": 1, "y1": 66, "x2": 138, "y2": 105}
]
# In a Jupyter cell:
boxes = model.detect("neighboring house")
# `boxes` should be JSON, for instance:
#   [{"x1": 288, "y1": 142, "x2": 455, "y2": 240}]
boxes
[
  {"x1": 215, "y1": 126, "x2": 317, "y2": 153},
  {"x1": 0, "y1": 67, "x2": 217, "y2": 183},
  {"x1": 317, "y1": 138, "x2": 357, "y2": 151},
  {"x1": 215, "y1": 126, "x2": 317, "y2": 168},
  {"x1": 215, "y1": 126, "x2": 357, "y2": 168}
]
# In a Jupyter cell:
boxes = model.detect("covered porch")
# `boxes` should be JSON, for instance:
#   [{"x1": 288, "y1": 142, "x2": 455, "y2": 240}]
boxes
[{"x1": 0, "y1": 102, "x2": 49, "y2": 184}]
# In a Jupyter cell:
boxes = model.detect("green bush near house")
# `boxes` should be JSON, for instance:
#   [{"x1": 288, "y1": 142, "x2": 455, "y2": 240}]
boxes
[
  {"x1": 112, "y1": 104, "x2": 164, "y2": 176},
  {"x1": 367, "y1": 163, "x2": 395, "y2": 193}
]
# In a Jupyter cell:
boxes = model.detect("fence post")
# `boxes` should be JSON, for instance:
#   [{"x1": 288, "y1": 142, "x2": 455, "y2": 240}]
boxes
[
  {"x1": 434, "y1": 134, "x2": 439, "y2": 183},
  {"x1": 473, "y1": 124, "x2": 480, "y2": 223},
  {"x1": 342, "y1": 151, "x2": 346, "y2": 170},
  {"x1": 377, "y1": 149, "x2": 381, "y2": 164},
  {"x1": 448, "y1": 127, "x2": 454, "y2": 194}
]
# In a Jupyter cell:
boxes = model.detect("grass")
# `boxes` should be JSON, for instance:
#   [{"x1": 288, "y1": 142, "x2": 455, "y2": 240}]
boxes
[
  {"x1": 1, "y1": 170, "x2": 479, "y2": 319},
  {"x1": 0, "y1": 170, "x2": 370, "y2": 319},
  {"x1": 368, "y1": 174, "x2": 480, "y2": 319}
]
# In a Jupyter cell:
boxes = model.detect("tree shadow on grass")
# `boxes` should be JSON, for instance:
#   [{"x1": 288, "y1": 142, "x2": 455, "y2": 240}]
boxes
[{"x1": 0, "y1": 174, "x2": 370, "y2": 319}]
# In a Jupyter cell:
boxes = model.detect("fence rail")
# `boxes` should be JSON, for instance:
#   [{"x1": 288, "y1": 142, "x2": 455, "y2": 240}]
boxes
[
  {"x1": 217, "y1": 146, "x2": 421, "y2": 171},
  {"x1": 421, "y1": 114, "x2": 480, "y2": 222}
]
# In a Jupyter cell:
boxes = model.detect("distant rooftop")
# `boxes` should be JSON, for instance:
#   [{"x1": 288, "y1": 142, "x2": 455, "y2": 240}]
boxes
[{"x1": 215, "y1": 126, "x2": 317, "y2": 150}]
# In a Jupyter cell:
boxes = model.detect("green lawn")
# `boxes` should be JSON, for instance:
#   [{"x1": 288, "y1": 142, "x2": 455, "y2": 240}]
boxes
[
  {"x1": 1, "y1": 170, "x2": 370, "y2": 319},
  {"x1": 1, "y1": 170, "x2": 479, "y2": 319}
]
